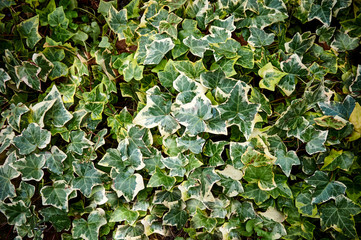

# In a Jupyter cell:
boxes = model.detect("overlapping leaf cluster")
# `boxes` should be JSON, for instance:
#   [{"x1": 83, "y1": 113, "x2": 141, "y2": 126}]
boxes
[{"x1": 1, "y1": 0, "x2": 361, "y2": 239}]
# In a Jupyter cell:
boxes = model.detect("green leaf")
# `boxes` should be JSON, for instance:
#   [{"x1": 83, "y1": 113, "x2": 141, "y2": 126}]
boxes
[
  {"x1": 67, "y1": 130, "x2": 93, "y2": 155},
  {"x1": 318, "y1": 95, "x2": 355, "y2": 120},
  {"x1": 72, "y1": 209, "x2": 107, "y2": 240},
  {"x1": 305, "y1": 171, "x2": 346, "y2": 204},
  {"x1": 12, "y1": 153, "x2": 45, "y2": 181},
  {"x1": 320, "y1": 195, "x2": 361, "y2": 238},
  {"x1": 341, "y1": 13, "x2": 361, "y2": 37},
  {"x1": 190, "y1": 167, "x2": 221, "y2": 197},
  {"x1": 40, "y1": 180, "x2": 72, "y2": 211},
  {"x1": 0, "y1": 154, "x2": 20, "y2": 201},
  {"x1": 134, "y1": 86, "x2": 180, "y2": 136},
  {"x1": 72, "y1": 162, "x2": 103, "y2": 197},
  {"x1": 210, "y1": 39, "x2": 241, "y2": 59},
  {"x1": 308, "y1": 0, "x2": 336, "y2": 26},
  {"x1": 191, "y1": 209, "x2": 217, "y2": 232},
  {"x1": 144, "y1": 38, "x2": 175, "y2": 65},
  {"x1": 295, "y1": 190, "x2": 318, "y2": 217},
  {"x1": 48, "y1": 7, "x2": 69, "y2": 28},
  {"x1": 330, "y1": 31, "x2": 359, "y2": 52},
  {"x1": 163, "y1": 205, "x2": 189, "y2": 229},
  {"x1": 183, "y1": 36, "x2": 208, "y2": 58},
  {"x1": 173, "y1": 60, "x2": 206, "y2": 80},
  {"x1": 0, "y1": 200, "x2": 31, "y2": 226},
  {"x1": 81, "y1": 86, "x2": 108, "y2": 120},
  {"x1": 250, "y1": 87, "x2": 272, "y2": 116},
  {"x1": 98, "y1": 148, "x2": 126, "y2": 171},
  {"x1": 40, "y1": 207, "x2": 71, "y2": 232},
  {"x1": 274, "y1": 150, "x2": 300, "y2": 177},
  {"x1": 321, "y1": 149, "x2": 354, "y2": 171},
  {"x1": 203, "y1": 140, "x2": 227, "y2": 166},
  {"x1": 248, "y1": 27, "x2": 275, "y2": 47},
  {"x1": 300, "y1": 127, "x2": 328, "y2": 155},
  {"x1": 258, "y1": 62, "x2": 287, "y2": 92},
  {"x1": 242, "y1": 183, "x2": 270, "y2": 205},
  {"x1": 218, "y1": 82, "x2": 260, "y2": 139},
  {"x1": 148, "y1": 167, "x2": 176, "y2": 191},
  {"x1": 17, "y1": 15, "x2": 42, "y2": 48},
  {"x1": 13, "y1": 123, "x2": 51, "y2": 155},
  {"x1": 244, "y1": 165, "x2": 276, "y2": 191},
  {"x1": 15, "y1": 62, "x2": 41, "y2": 90},
  {"x1": 110, "y1": 205, "x2": 139, "y2": 225},
  {"x1": 111, "y1": 168, "x2": 144, "y2": 202},
  {"x1": 0, "y1": 68, "x2": 11, "y2": 93},
  {"x1": 123, "y1": 59, "x2": 144, "y2": 82}
]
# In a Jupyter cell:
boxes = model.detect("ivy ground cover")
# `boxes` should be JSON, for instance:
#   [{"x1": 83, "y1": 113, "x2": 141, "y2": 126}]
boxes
[{"x1": 1, "y1": 0, "x2": 361, "y2": 239}]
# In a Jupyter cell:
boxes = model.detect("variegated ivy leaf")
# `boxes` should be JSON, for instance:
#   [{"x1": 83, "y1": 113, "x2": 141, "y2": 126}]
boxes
[
  {"x1": 110, "y1": 205, "x2": 139, "y2": 225},
  {"x1": 48, "y1": 6, "x2": 69, "y2": 28},
  {"x1": 107, "y1": 5, "x2": 127, "y2": 40},
  {"x1": 244, "y1": 165, "x2": 276, "y2": 191},
  {"x1": 349, "y1": 65, "x2": 361, "y2": 99},
  {"x1": 341, "y1": 13, "x2": 361, "y2": 37},
  {"x1": 305, "y1": 171, "x2": 346, "y2": 204},
  {"x1": 321, "y1": 149, "x2": 354, "y2": 172},
  {"x1": 43, "y1": 85, "x2": 73, "y2": 127},
  {"x1": 29, "y1": 99, "x2": 56, "y2": 128},
  {"x1": 67, "y1": 130, "x2": 93, "y2": 155},
  {"x1": 118, "y1": 138, "x2": 144, "y2": 170},
  {"x1": 40, "y1": 207, "x2": 71, "y2": 232},
  {"x1": 32, "y1": 53, "x2": 54, "y2": 81},
  {"x1": 295, "y1": 190, "x2": 318, "y2": 217},
  {"x1": 203, "y1": 140, "x2": 228, "y2": 166},
  {"x1": 258, "y1": 63, "x2": 287, "y2": 92},
  {"x1": 159, "y1": 13, "x2": 182, "y2": 39},
  {"x1": 81, "y1": 85, "x2": 108, "y2": 120},
  {"x1": 173, "y1": 59, "x2": 207, "y2": 80},
  {"x1": 13, "y1": 123, "x2": 51, "y2": 155},
  {"x1": 300, "y1": 126, "x2": 328, "y2": 155},
  {"x1": 250, "y1": 87, "x2": 272, "y2": 116},
  {"x1": 308, "y1": 0, "x2": 336, "y2": 26},
  {"x1": 0, "y1": 153, "x2": 20, "y2": 201},
  {"x1": 163, "y1": 203, "x2": 189, "y2": 229},
  {"x1": 274, "y1": 149, "x2": 300, "y2": 177},
  {"x1": 42, "y1": 146, "x2": 67, "y2": 175},
  {"x1": 13, "y1": 182, "x2": 35, "y2": 207},
  {"x1": 0, "y1": 68, "x2": 11, "y2": 93},
  {"x1": 248, "y1": 27, "x2": 275, "y2": 47},
  {"x1": 12, "y1": 153, "x2": 45, "y2": 181},
  {"x1": 144, "y1": 38, "x2": 175, "y2": 65},
  {"x1": 218, "y1": 82, "x2": 260, "y2": 139},
  {"x1": 0, "y1": 200, "x2": 32, "y2": 226},
  {"x1": 191, "y1": 209, "x2": 217, "y2": 232},
  {"x1": 134, "y1": 86, "x2": 180, "y2": 136},
  {"x1": 72, "y1": 209, "x2": 107, "y2": 240},
  {"x1": 113, "y1": 223, "x2": 145, "y2": 239},
  {"x1": 17, "y1": 15, "x2": 42, "y2": 48},
  {"x1": 330, "y1": 31, "x2": 359, "y2": 52},
  {"x1": 161, "y1": 154, "x2": 189, "y2": 177},
  {"x1": 15, "y1": 62, "x2": 41, "y2": 90},
  {"x1": 242, "y1": 183, "x2": 270, "y2": 205},
  {"x1": 284, "y1": 32, "x2": 316, "y2": 55},
  {"x1": 158, "y1": 59, "x2": 180, "y2": 88},
  {"x1": 72, "y1": 162, "x2": 103, "y2": 197},
  {"x1": 0, "y1": 126, "x2": 14, "y2": 154},
  {"x1": 98, "y1": 148, "x2": 127, "y2": 171},
  {"x1": 176, "y1": 135, "x2": 205, "y2": 154},
  {"x1": 316, "y1": 25, "x2": 336, "y2": 44},
  {"x1": 40, "y1": 180, "x2": 72, "y2": 211},
  {"x1": 189, "y1": 167, "x2": 221, "y2": 197},
  {"x1": 279, "y1": 54, "x2": 308, "y2": 96},
  {"x1": 148, "y1": 167, "x2": 176, "y2": 191},
  {"x1": 173, "y1": 74, "x2": 206, "y2": 104},
  {"x1": 320, "y1": 195, "x2": 361, "y2": 238},
  {"x1": 183, "y1": 35, "x2": 208, "y2": 58},
  {"x1": 230, "y1": 141, "x2": 250, "y2": 169},
  {"x1": 209, "y1": 38, "x2": 240, "y2": 59},
  {"x1": 173, "y1": 94, "x2": 213, "y2": 136},
  {"x1": 111, "y1": 168, "x2": 144, "y2": 202},
  {"x1": 318, "y1": 95, "x2": 355, "y2": 120}
]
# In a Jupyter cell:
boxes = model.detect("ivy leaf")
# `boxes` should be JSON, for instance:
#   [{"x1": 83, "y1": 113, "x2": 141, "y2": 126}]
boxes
[
  {"x1": 43, "y1": 85, "x2": 73, "y2": 127},
  {"x1": 284, "y1": 32, "x2": 315, "y2": 55},
  {"x1": 250, "y1": 87, "x2": 272, "y2": 116},
  {"x1": 218, "y1": 82, "x2": 260, "y2": 139},
  {"x1": 203, "y1": 140, "x2": 227, "y2": 166},
  {"x1": 42, "y1": 146, "x2": 67, "y2": 175},
  {"x1": 0, "y1": 200, "x2": 31, "y2": 226},
  {"x1": 308, "y1": 0, "x2": 336, "y2": 26},
  {"x1": 330, "y1": 31, "x2": 359, "y2": 52},
  {"x1": 314, "y1": 115, "x2": 348, "y2": 130},
  {"x1": 158, "y1": 59, "x2": 180, "y2": 88},
  {"x1": 341, "y1": 13, "x2": 361, "y2": 37},
  {"x1": 190, "y1": 167, "x2": 221, "y2": 197},
  {"x1": 12, "y1": 153, "x2": 45, "y2": 181},
  {"x1": 48, "y1": 7, "x2": 69, "y2": 28},
  {"x1": 161, "y1": 154, "x2": 188, "y2": 177},
  {"x1": 320, "y1": 195, "x2": 361, "y2": 238},
  {"x1": 173, "y1": 94, "x2": 213, "y2": 136},
  {"x1": 300, "y1": 127, "x2": 328, "y2": 155},
  {"x1": 321, "y1": 149, "x2": 354, "y2": 171},
  {"x1": 173, "y1": 60, "x2": 206, "y2": 80},
  {"x1": 111, "y1": 168, "x2": 144, "y2": 202},
  {"x1": 258, "y1": 63, "x2": 287, "y2": 92},
  {"x1": 0, "y1": 154, "x2": 20, "y2": 201},
  {"x1": 15, "y1": 62, "x2": 41, "y2": 90},
  {"x1": 110, "y1": 205, "x2": 139, "y2": 225},
  {"x1": 17, "y1": 15, "x2": 42, "y2": 48},
  {"x1": 67, "y1": 130, "x2": 93, "y2": 155},
  {"x1": 295, "y1": 191, "x2": 318, "y2": 217},
  {"x1": 0, "y1": 68, "x2": 11, "y2": 93},
  {"x1": 32, "y1": 53, "x2": 54, "y2": 81},
  {"x1": 248, "y1": 27, "x2": 275, "y2": 47},
  {"x1": 318, "y1": 95, "x2": 355, "y2": 120},
  {"x1": 274, "y1": 150, "x2": 300, "y2": 177},
  {"x1": 191, "y1": 209, "x2": 217, "y2": 232},
  {"x1": 244, "y1": 165, "x2": 276, "y2": 191},
  {"x1": 176, "y1": 135, "x2": 205, "y2": 155},
  {"x1": 40, "y1": 180, "x2": 72, "y2": 211},
  {"x1": 134, "y1": 86, "x2": 180, "y2": 136},
  {"x1": 81, "y1": 86, "x2": 108, "y2": 120},
  {"x1": 13, "y1": 123, "x2": 51, "y2": 155},
  {"x1": 144, "y1": 38, "x2": 175, "y2": 65},
  {"x1": 210, "y1": 39, "x2": 241, "y2": 59},
  {"x1": 305, "y1": 171, "x2": 346, "y2": 204},
  {"x1": 148, "y1": 167, "x2": 176, "y2": 191},
  {"x1": 163, "y1": 204, "x2": 189, "y2": 229},
  {"x1": 98, "y1": 148, "x2": 126, "y2": 171},
  {"x1": 242, "y1": 183, "x2": 270, "y2": 205},
  {"x1": 72, "y1": 162, "x2": 103, "y2": 197},
  {"x1": 40, "y1": 207, "x2": 71, "y2": 232},
  {"x1": 72, "y1": 209, "x2": 107, "y2": 240},
  {"x1": 183, "y1": 36, "x2": 208, "y2": 58}
]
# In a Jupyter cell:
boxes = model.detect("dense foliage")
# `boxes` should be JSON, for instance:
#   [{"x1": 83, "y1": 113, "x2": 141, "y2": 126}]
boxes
[{"x1": 1, "y1": 0, "x2": 361, "y2": 239}]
